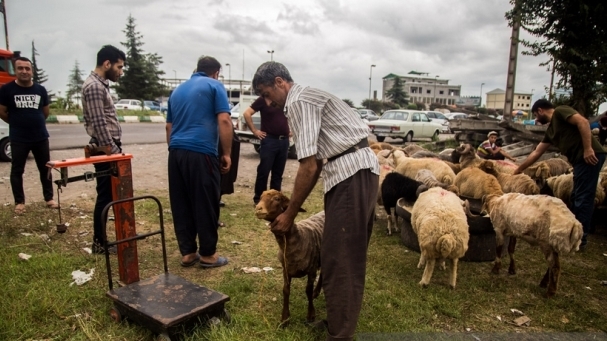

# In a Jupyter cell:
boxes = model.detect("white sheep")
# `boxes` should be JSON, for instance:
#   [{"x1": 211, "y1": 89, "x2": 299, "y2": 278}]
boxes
[
  {"x1": 254, "y1": 190, "x2": 324, "y2": 325},
  {"x1": 482, "y1": 193, "x2": 583, "y2": 297},
  {"x1": 411, "y1": 187, "x2": 471, "y2": 288},
  {"x1": 393, "y1": 150, "x2": 456, "y2": 185},
  {"x1": 478, "y1": 160, "x2": 539, "y2": 195},
  {"x1": 544, "y1": 173, "x2": 605, "y2": 207}
]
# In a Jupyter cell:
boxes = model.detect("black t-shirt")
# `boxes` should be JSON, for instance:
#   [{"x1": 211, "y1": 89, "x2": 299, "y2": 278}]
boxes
[{"x1": 0, "y1": 81, "x2": 49, "y2": 143}]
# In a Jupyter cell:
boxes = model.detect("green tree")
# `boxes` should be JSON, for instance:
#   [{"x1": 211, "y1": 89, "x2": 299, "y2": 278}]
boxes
[
  {"x1": 342, "y1": 98, "x2": 354, "y2": 107},
  {"x1": 66, "y1": 60, "x2": 84, "y2": 110},
  {"x1": 507, "y1": 0, "x2": 607, "y2": 116},
  {"x1": 114, "y1": 15, "x2": 168, "y2": 101},
  {"x1": 31, "y1": 40, "x2": 53, "y2": 99},
  {"x1": 385, "y1": 77, "x2": 409, "y2": 107}
]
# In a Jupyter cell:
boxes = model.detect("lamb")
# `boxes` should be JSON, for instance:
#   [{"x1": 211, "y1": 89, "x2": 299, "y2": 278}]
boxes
[
  {"x1": 410, "y1": 150, "x2": 440, "y2": 159},
  {"x1": 543, "y1": 158, "x2": 573, "y2": 176},
  {"x1": 454, "y1": 166, "x2": 504, "y2": 199},
  {"x1": 377, "y1": 163, "x2": 396, "y2": 206},
  {"x1": 393, "y1": 150, "x2": 456, "y2": 185},
  {"x1": 376, "y1": 149, "x2": 396, "y2": 167},
  {"x1": 381, "y1": 172, "x2": 427, "y2": 235},
  {"x1": 482, "y1": 193, "x2": 583, "y2": 297},
  {"x1": 415, "y1": 169, "x2": 460, "y2": 195},
  {"x1": 456, "y1": 144, "x2": 517, "y2": 173},
  {"x1": 411, "y1": 187, "x2": 471, "y2": 288},
  {"x1": 543, "y1": 173, "x2": 605, "y2": 207},
  {"x1": 402, "y1": 144, "x2": 427, "y2": 156},
  {"x1": 523, "y1": 161, "x2": 552, "y2": 188},
  {"x1": 254, "y1": 190, "x2": 324, "y2": 325},
  {"x1": 370, "y1": 141, "x2": 395, "y2": 155},
  {"x1": 478, "y1": 160, "x2": 539, "y2": 195},
  {"x1": 437, "y1": 148, "x2": 457, "y2": 162}
]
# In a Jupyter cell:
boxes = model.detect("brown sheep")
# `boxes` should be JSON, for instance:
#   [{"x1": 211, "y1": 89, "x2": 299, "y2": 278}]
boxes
[
  {"x1": 255, "y1": 190, "x2": 324, "y2": 325},
  {"x1": 523, "y1": 162, "x2": 552, "y2": 188},
  {"x1": 482, "y1": 193, "x2": 583, "y2": 297},
  {"x1": 402, "y1": 144, "x2": 427, "y2": 156},
  {"x1": 543, "y1": 158, "x2": 572, "y2": 176},
  {"x1": 393, "y1": 150, "x2": 456, "y2": 185},
  {"x1": 544, "y1": 173, "x2": 605, "y2": 208},
  {"x1": 454, "y1": 166, "x2": 503, "y2": 199},
  {"x1": 479, "y1": 160, "x2": 539, "y2": 195},
  {"x1": 415, "y1": 169, "x2": 460, "y2": 195}
]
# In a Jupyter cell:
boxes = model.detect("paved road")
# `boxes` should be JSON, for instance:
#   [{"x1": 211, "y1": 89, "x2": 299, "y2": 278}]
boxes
[{"x1": 47, "y1": 123, "x2": 167, "y2": 150}]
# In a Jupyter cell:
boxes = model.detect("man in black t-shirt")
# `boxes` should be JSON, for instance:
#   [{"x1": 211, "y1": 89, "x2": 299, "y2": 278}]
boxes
[
  {"x1": 243, "y1": 96, "x2": 290, "y2": 205},
  {"x1": 0, "y1": 57, "x2": 57, "y2": 215}
]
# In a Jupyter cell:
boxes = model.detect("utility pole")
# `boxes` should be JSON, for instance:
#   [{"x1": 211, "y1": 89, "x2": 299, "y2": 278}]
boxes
[
  {"x1": 368, "y1": 64, "x2": 375, "y2": 109},
  {"x1": 0, "y1": 0, "x2": 9, "y2": 50},
  {"x1": 503, "y1": 1, "x2": 521, "y2": 122},
  {"x1": 548, "y1": 59, "x2": 556, "y2": 101}
]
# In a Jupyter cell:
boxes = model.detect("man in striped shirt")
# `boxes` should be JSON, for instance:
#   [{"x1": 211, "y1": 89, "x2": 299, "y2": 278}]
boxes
[
  {"x1": 81, "y1": 45, "x2": 125, "y2": 254},
  {"x1": 252, "y1": 62, "x2": 379, "y2": 341}
]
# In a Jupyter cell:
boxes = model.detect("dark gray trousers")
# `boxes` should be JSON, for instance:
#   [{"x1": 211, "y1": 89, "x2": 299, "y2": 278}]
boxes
[
  {"x1": 323, "y1": 168, "x2": 379, "y2": 340},
  {"x1": 168, "y1": 149, "x2": 220, "y2": 257}
]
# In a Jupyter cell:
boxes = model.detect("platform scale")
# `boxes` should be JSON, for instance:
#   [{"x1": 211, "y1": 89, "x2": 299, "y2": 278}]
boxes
[{"x1": 47, "y1": 152, "x2": 230, "y2": 340}]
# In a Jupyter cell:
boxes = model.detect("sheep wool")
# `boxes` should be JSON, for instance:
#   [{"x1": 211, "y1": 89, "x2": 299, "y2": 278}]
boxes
[
  {"x1": 454, "y1": 167, "x2": 504, "y2": 199},
  {"x1": 411, "y1": 187, "x2": 470, "y2": 288},
  {"x1": 393, "y1": 150, "x2": 456, "y2": 185}
]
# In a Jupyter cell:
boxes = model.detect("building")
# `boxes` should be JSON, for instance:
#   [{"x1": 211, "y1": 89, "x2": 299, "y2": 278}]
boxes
[
  {"x1": 486, "y1": 88, "x2": 532, "y2": 111},
  {"x1": 382, "y1": 73, "x2": 461, "y2": 106}
]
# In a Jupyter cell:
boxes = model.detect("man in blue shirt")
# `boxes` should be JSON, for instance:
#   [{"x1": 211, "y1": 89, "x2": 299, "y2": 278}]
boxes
[{"x1": 166, "y1": 56, "x2": 233, "y2": 268}]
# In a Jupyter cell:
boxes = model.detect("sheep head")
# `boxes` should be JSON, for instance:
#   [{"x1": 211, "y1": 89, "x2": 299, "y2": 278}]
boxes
[
  {"x1": 478, "y1": 160, "x2": 498, "y2": 176},
  {"x1": 481, "y1": 194, "x2": 500, "y2": 215},
  {"x1": 255, "y1": 190, "x2": 307, "y2": 223},
  {"x1": 526, "y1": 162, "x2": 551, "y2": 187}
]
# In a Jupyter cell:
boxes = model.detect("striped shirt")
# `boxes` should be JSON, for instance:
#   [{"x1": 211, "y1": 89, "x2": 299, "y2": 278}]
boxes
[
  {"x1": 82, "y1": 72, "x2": 122, "y2": 154},
  {"x1": 284, "y1": 84, "x2": 379, "y2": 192}
]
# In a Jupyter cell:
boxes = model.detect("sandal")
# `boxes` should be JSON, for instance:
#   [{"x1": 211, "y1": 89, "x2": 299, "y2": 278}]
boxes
[
  {"x1": 14, "y1": 203, "x2": 26, "y2": 215},
  {"x1": 46, "y1": 200, "x2": 60, "y2": 209}
]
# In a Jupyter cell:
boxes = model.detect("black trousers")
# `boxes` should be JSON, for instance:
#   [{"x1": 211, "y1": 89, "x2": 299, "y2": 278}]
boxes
[
  {"x1": 93, "y1": 162, "x2": 113, "y2": 245},
  {"x1": 323, "y1": 168, "x2": 378, "y2": 340},
  {"x1": 168, "y1": 149, "x2": 220, "y2": 257},
  {"x1": 10, "y1": 139, "x2": 53, "y2": 204}
]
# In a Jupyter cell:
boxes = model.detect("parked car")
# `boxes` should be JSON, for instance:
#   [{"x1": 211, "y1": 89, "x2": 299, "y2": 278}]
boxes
[
  {"x1": 444, "y1": 112, "x2": 469, "y2": 120},
  {"x1": 114, "y1": 99, "x2": 143, "y2": 110},
  {"x1": 367, "y1": 110, "x2": 443, "y2": 142},
  {"x1": 0, "y1": 119, "x2": 9, "y2": 161},
  {"x1": 352, "y1": 108, "x2": 369, "y2": 124},
  {"x1": 423, "y1": 111, "x2": 451, "y2": 133},
  {"x1": 143, "y1": 100, "x2": 161, "y2": 111},
  {"x1": 357, "y1": 109, "x2": 380, "y2": 121}
]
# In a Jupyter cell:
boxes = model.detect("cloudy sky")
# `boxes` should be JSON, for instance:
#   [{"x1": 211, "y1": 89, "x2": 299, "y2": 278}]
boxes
[{"x1": 6, "y1": 0, "x2": 606, "y2": 112}]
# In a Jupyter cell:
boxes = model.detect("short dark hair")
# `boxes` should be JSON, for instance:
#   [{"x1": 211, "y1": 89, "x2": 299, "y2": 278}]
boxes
[
  {"x1": 15, "y1": 56, "x2": 32, "y2": 64},
  {"x1": 196, "y1": 56, "x2": 221, "y2": 75},
  {"x1": 531, "y1": 99, "x2": 554, "y2": 114},
  {"x1": 252, "y1": 62, "x2": 294, "y2": 95},
  {"x1": 96, "y1": 45, "x2": 126, "y2": 67}
]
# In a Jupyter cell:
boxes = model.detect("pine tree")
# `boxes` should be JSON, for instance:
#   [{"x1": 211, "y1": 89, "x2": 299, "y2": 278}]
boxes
[
  {"x1": 113, "y1": 15, "x2": 167, "y2": 101},
  {"x1": 66, "y1": 60, "x2": 84, "y2": 110},
  {"x1": 31, "y1": 40, "x2": 54, "y2": 99},
  {"x1": 385, "y1": 77, "x2": 409, "y2": 107}
]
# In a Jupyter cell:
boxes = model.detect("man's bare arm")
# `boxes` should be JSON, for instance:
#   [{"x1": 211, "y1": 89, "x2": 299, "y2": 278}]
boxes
[
  {"x1": 568, "y1": 113, "x2": 598, "y2": 165},
  {"x1": 0, "y1": 104, "x2": 7, "y2": 123},
  {"x1": 243, "y1": 107, "x2": 265, "y2": 139},
  {"x1": 513, "y1": 142, "x2": 551, "y2": 174},
  {"x1": 165, "y1": 123, "x2": 172, "y2": 145}
]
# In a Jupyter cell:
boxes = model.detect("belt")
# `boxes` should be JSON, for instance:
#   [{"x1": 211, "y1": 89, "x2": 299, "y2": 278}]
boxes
[
  {"x1": 327, "y1": 139, "x2": 368, "y2": 162},
  {"x1": 265, "y1": 134, "x2": 288, "y2": 140}
]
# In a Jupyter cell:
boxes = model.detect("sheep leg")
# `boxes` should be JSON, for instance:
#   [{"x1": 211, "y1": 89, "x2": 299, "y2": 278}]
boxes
[
  {"x1": 507, "y1": 237, "x2": 517, "y2": 275},
  {"x1": 313, "y1": 272, "x2": 322, "y2": 299},
  {"x1": 448, "y1": 258, "x2": 459, "y2": 289},
  {"x1": 386, "y1": 208, "x2": 393, "y2": 235},
  {"x1": 305, "y1": 273, "x2": 316, "y2": 322},
  {"x1": 544, "y1": 251, "x2": 560, "y2": 298},
  {"x1": 392, "y1": 210, "x2": 400, "y2": 233},
  {"x1": 491, "y1": 235, "x2": 504, "y2": 274},
  {"x1": 417, "y1": 251, "x2": 426, "y2": 269},
  {"x1": 280, "y1": 275, "x2": 292, "y2": 327},
  {"x1": 419, "y1": 258, "x2": 436, "y2": 287}
]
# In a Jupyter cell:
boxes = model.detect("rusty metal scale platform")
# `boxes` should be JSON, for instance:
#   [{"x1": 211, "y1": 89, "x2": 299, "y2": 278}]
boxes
[{"x1": 107, "y1": 273, "x2": 230, "y2": 338}]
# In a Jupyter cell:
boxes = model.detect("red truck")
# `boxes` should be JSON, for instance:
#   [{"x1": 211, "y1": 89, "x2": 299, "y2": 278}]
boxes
[{"x1": 0, "y1": 48, "x2": 18, "y2": 161}]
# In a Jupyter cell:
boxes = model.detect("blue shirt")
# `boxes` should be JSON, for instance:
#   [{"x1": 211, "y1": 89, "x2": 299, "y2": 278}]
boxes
[{"x1": 166, "y1": 72, "x2": 230, "y2": 156}]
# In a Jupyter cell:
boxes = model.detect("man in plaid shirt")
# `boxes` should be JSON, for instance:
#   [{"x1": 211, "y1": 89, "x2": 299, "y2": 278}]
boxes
[{"x1": 81, "y1": 45, "x2": 125, "y2": 254}]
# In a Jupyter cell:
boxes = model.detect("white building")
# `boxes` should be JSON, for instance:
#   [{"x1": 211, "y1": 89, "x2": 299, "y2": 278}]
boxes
[{"x1": 382, "y1": 73, "x2": 461, "y2": 106}]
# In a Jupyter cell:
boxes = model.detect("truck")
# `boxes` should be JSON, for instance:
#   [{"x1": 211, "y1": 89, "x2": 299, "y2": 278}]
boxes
[
  {"x1": 0, "y1": 48, "x2": 19, "y2": 161},
  {"x1": 233, "y1": 95, "x2": 297, "y2": 159}
]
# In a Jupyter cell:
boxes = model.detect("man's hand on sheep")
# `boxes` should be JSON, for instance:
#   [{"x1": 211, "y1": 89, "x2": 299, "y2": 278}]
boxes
[{"x1": 270, "y1": 212, "x2": 296, "y2": 236}]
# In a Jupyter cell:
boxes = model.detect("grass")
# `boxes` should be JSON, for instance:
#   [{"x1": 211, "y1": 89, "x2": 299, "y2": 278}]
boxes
[{"x1": 1, "y1": 181, "x2": 607, "y2": 340}]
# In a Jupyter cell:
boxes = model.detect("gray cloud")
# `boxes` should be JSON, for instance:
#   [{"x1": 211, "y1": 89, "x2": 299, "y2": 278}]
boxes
[{"x1": 277, "y1": 4, "x2": 321, "y2": 35}]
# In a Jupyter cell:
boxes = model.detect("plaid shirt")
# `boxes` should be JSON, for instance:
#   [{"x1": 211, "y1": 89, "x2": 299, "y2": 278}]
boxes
[{"x1": 82, "y1": 72, "x2": 122, "y2": 154}]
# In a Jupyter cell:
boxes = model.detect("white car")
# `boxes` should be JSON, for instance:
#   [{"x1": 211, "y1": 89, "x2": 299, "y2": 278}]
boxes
[
  {"x1": 423, "y1": 111, "x2": 451, "y2": 133},
  {"x1": 444, "y1": 112, "x2": 469, "y2": 120},
  {"x1": 114, "y1": 99, "x2": 143, "y2": 110},
  {"x1": 367, "y1": 110, "x2": 443, "y2": 142},
  {"x1": 0, "y1": 119, "x2": 10, "y2": 161}
]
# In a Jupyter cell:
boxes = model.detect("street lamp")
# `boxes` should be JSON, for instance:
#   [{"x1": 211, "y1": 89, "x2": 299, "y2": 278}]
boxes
[
  {"x1": 267, "y1": 50, "x2": 274, "y2": 61},
  {"x1": 225, "y1": 63, "x2": 231, "y2": 103},
  {"x1": 433, "y1": 75, "x2": 440, "y2": 104},
  {"x1": 480, "y1": 82, "x2": 485, "y2": 107},
  {"x1": 368, "y1": 64, "x2": 376, "y2": 109}
]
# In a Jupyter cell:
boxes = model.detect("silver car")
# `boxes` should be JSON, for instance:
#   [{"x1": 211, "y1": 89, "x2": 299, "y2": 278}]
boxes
[
  {"x1": 367, "y1": 110, "x2": 443, "y2": 142},
  {"x1": 0, "y1": 119, "x2": 10, "y2": 161},
  {"x1": 423, "y1": 111, "x2": 451, "y2": 133}
]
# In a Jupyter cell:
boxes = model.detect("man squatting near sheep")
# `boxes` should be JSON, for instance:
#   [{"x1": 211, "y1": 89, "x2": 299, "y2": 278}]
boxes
[
  {"x1": 477, "y1": 131, "x2": 517, "y2": 161},
  {"x1": 252, "y1": 61, "x2": 379, "y2": 341},
  {"x1": 165, "y1": 56, "x2": 233, "y2": 268},
  {"x1": 514, "y1": 99, "x2": 606, "y2": 249}
]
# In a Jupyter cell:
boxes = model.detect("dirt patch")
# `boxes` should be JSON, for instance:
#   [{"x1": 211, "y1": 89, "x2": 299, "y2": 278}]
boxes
[{"x1": 0, "y1": 143, "x2": 299, "y2": 206}]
